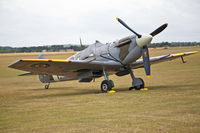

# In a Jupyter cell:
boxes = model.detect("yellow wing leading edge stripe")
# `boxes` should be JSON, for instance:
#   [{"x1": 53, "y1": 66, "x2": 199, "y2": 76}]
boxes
[{"x1": 171, "y1": 51, "x2": 198, "y2": 57}]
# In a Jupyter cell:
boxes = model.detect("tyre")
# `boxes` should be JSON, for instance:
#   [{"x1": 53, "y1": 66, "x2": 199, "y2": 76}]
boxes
[
  {"x1": 101, "y1": 80, "x2": 113, "y2": 93},
  {"x1": 133, "y1": 78, "x2": 144, "y2": 90},
  {"x1": 108, "y1": 80, "x2": 114, "y2": 88},
  {"x1": 138, "y1": 78, "x2": 144, "y2": 88},
  {"x1": 45, "y1": 85, "x2": 49, "y2": 89}
]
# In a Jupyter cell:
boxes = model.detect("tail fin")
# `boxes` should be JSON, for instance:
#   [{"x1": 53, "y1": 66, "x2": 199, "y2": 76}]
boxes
[{"x1": 38, "y1": 54, "x2": 46, "y2": 59}]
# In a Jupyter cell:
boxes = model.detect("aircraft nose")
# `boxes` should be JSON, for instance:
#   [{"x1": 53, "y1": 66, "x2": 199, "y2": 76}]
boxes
[{"x1": 136, "y1": 34, "x2": 153, "y2": 48}]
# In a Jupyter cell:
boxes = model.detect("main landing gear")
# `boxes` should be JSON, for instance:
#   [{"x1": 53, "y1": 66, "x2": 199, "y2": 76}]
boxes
[
  {"x1": 128, "y1": 69, "x2": 147, "y2": 91},
  {"x1": 100, "y1": 68, "x2": 148, "y2": 93},
  {"x1": 101, "y1": 68, "x2": 115, "y2": 93}
]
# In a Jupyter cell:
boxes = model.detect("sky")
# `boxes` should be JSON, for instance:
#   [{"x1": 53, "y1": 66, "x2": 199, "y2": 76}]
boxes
[{"x1": 0, "y1": 0, "x2": 199, "y2": 47}]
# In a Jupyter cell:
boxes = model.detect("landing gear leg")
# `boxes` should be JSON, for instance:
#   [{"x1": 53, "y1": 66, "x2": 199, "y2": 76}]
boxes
[
  {"x1": 45, "y1": 82, "x2": 50, "y2": 89},
  {"x1": 128, "y1": 69, "x2": 144, "y2": 90},
  {"x1": 101, "y1": 68, "x2": 115, "y2": 93}
]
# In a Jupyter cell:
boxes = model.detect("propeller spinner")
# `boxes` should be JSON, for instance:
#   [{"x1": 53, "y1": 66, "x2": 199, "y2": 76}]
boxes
[{"x1": 116, "y1": 17, "x2": 168, "y2": 78}]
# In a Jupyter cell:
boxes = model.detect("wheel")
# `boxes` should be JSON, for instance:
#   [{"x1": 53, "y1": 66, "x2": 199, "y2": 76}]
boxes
[
  {"x1": 129, "y1": 87, "x2": 134, "y2": 90},
  {"x1": 45, "y1": 85, "x2": 49, "y2": 89},
  {"x1": 132, "y1": 78, "x2": 144, "y2": 90},
  {"x1": 108, "y1": 80, "x2": 114, "y2": 88},
  {"x1": 138, "y1": 78, "x2": 144, "y2": 89},
  {"x1": 134, "y1": 85, "x2": 141, "y2": 90},
  {"x1": 101, "y1": 80, "x2": 113, "y2": 93}
]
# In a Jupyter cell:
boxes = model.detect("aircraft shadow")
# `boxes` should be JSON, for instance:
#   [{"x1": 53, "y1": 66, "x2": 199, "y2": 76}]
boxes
[
  {"x1": 27, "y1": 87, "x2": 74, "y2": 91},
  {"x1": 26, "y1": 83, "x2": 199, "y2": 100},
  {"x1": 148, "y1": 83, "x2": 200, "y2": 90},
  {"x1": 115, "y1": 83, "x2": 200, "y2": 92},
  {"x1": 26, "y1": 87, "x2": 101, "y2": 100}
]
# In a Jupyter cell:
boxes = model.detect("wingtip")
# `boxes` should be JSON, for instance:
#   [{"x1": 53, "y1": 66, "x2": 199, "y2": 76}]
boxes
[
  {"x1": 187, "y1": 51, "x2": 198, "y2": 54},
  {"x1": 8, "y1": 59, "x2": 22, "y2": 68}
]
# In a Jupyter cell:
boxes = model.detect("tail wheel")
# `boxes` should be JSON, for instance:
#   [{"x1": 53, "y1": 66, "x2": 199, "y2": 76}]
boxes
[
  {"x1": 45, "y1": 85, "x2": 49, "y2": 89},
  {"x1": 45, "y1": 83, "x2": 50, "y2": 89}
]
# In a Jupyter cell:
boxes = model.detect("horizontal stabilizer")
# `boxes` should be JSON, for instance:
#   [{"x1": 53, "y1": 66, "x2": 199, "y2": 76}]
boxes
[
  {"x1": 38, "y1": 54, "x2": 46, "y2": 59},
  {"x1": 18, "y1": 72, "x2": 35, "y2": 76}
]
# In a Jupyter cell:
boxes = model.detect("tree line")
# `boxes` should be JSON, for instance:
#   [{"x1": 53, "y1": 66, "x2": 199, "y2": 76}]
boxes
[
  {"x1": 149, "y1": 42, "x2": 200, "y2": 48},
  {"x1": 0, "y1": 42, "x2": 199, "y2": 53},
  {"x1": 0, "y1": 44, "x2": 87, "y2": 53}
]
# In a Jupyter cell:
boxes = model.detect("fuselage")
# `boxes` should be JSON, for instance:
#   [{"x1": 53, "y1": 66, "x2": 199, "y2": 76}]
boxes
[
  {"x1": 39, "y1": 35, "x2": 144, "y2": 83},
  {"x1": 67, "y1": 35, "x2": 142, "y2": 65}
]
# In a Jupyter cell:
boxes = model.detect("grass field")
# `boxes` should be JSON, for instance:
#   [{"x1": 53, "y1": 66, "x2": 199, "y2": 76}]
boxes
[{"x1": 0, "y1": 47, "x2": 200, "y2": 133}]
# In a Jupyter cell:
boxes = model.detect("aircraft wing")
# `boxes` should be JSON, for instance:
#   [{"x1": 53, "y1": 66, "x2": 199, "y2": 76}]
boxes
[
  {"x1": 9, "y1": 51, "x2": 197, "y2": 79},
  {"x1": 132, "y1": 51, "x2": 198, "y2": 69},
  {"x1": 8, "y1": 59, "x2": 121, "y2": 78}
]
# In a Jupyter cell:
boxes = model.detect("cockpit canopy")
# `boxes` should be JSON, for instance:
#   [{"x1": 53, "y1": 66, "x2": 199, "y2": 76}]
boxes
[{"x1": 67, "y1": 40, "x2": 109, "y2": 60}]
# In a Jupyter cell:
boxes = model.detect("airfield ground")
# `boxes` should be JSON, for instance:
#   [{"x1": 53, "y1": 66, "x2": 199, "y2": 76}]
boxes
[{"x1": 0, "y1": 46, "x2": 200, "y2": 133}]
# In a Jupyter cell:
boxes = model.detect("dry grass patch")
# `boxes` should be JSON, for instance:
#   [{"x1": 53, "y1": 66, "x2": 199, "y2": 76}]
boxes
[{"x1": 0, "y1": 47, "x2": 200, "y2": 133}]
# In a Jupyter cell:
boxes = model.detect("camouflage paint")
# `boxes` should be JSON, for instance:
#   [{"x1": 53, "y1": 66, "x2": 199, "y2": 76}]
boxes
[{"x1": 119, "y1": 44, "x2": 130, "y2": 61}]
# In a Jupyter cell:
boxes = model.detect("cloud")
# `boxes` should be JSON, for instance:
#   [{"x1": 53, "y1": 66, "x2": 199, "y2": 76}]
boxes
[{"x1": 0, "y1": 0, "x2": 199, "y2": 47}]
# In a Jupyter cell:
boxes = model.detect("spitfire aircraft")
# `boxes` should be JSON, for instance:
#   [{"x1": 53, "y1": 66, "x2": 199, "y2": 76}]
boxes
[{"x1": 9, "y1": 18, "x2": 197, "y2": 93}]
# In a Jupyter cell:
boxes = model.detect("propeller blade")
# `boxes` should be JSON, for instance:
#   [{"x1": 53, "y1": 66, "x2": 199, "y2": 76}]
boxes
[
  {"x1": 116, "y1": 17, "x2": 142, "y2": 38},
  {"x1": 150, "y1": 23, "x2": 168, "y2": 37},
  {"x1": 142, "y1": 46, "x2": 150, "y2": 78}
]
